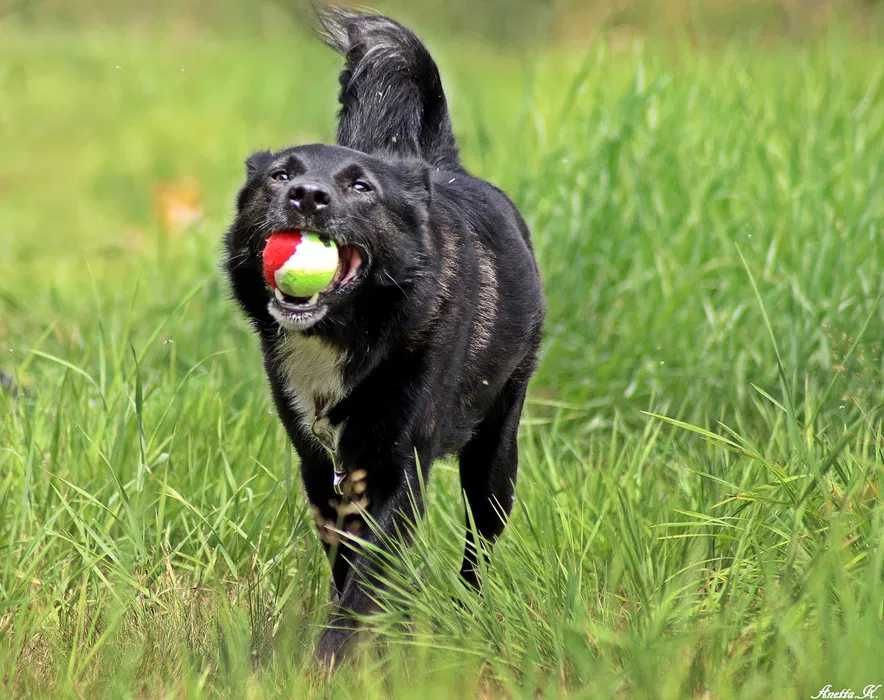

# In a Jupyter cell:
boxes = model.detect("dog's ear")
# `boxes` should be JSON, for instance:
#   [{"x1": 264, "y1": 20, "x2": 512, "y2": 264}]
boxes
[{"x1": 245, "y1": 150, "x2": 273, "y2": 178}]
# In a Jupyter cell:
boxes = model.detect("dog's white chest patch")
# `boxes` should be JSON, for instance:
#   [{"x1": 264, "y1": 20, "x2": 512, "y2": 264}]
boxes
[{"x1": 275, "y1": 334, "x2": 348, "y2": 445}]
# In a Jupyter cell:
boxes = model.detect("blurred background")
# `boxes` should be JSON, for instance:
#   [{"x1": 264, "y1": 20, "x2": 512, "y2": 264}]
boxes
[{"x1": 7, "y1": 0, "x2": 884, "y2": 43}]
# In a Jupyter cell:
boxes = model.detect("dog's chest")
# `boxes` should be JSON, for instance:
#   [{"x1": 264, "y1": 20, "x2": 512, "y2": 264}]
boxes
[{"x1": 275, "y1": 334, "x2": 348, "y2": 447}]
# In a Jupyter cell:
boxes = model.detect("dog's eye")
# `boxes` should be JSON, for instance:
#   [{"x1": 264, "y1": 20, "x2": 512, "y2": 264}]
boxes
[
  {"x1": 270, "y1": 170, "x2": 289, "y2": 182},
  {"x1": 351, "y1": 180, "x2": 372, "y2": 193}
]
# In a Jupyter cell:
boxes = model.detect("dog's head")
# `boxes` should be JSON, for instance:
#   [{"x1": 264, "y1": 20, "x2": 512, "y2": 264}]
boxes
[{"x1": 227, "y1": 144, "x2": 432, "y2": 333}]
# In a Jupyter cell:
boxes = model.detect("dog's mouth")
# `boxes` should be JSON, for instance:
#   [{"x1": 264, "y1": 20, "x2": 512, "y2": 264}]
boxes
[{"x1": 268, "y1": 236, "x2": 368, "y2": 331}]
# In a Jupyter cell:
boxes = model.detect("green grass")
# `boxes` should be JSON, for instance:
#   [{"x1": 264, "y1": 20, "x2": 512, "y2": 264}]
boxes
[{"x1": 1, "y1": 18, "x2": 882, "y2": 699}]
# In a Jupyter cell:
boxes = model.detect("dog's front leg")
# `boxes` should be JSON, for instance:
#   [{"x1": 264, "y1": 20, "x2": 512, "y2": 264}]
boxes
[{"x1": 314, "y1": 442, "x2": 430, "y2": 668}]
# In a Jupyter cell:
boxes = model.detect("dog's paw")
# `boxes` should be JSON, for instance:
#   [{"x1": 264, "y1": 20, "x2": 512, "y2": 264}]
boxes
[{"x1": 314, "y1": 625, "x2": 356, "y2": 671}]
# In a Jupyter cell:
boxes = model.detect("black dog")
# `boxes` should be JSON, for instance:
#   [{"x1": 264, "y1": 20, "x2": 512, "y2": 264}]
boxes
[{"x1": 224, "y1": 9, "x2": 544, "y2": 665}]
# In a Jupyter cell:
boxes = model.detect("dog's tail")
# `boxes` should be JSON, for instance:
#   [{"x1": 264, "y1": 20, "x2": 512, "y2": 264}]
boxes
[{"x1": 317, "y1": 8, "x2": 461, "y2": 170}]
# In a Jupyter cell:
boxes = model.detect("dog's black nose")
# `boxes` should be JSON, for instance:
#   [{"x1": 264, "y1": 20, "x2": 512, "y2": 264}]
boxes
[{"x1": 288, "y1": 182, "x2": 331, "y2": 214}]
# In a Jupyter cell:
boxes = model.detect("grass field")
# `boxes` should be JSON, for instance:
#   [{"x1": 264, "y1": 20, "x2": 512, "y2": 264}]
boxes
[{"x1": 1, "y1": 11, "x2": 882, "y2": 699}]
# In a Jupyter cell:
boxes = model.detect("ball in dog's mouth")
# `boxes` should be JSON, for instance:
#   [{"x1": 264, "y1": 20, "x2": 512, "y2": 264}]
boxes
[{"x1": 264, "y1": 230, "x2": 366, "y2": 329}]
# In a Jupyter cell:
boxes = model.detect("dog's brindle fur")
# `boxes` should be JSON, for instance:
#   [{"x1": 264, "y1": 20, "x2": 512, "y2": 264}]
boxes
[{"x1": 224, "y1": 9, "x2": 543, "y2": 665}]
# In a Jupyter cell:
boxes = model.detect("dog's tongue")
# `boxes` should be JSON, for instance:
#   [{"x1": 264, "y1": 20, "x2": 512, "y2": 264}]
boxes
[{"x1": 262, "y1": 231, "x2": 302, "y2": 288}]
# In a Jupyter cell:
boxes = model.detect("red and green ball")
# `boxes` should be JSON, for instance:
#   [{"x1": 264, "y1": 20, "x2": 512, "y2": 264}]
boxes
[{"x1": 262, "y1": 231, "x2": 338, "y2": 298}]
